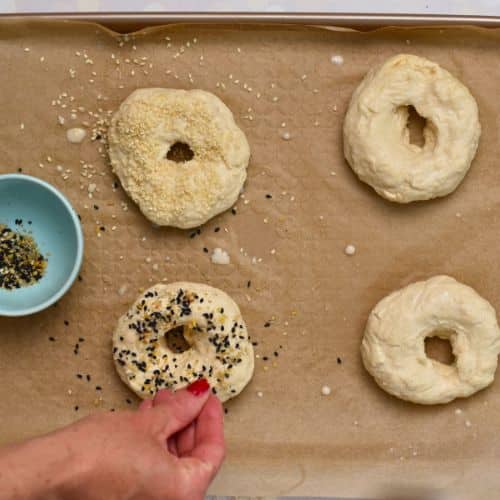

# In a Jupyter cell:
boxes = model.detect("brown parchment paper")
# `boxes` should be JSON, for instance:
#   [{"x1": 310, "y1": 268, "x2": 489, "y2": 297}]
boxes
[{"x1": 1, "y1": 19, "x2": 500, "y2": 499}]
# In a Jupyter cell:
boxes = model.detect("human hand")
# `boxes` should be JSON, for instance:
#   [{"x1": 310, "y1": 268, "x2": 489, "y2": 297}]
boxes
[{"x1": 0, "y1": 378, "x2": 225, "y2": 500}]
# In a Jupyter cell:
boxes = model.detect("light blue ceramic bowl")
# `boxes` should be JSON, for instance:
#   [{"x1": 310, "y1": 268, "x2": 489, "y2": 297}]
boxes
[{"x1": 0, "y1": 174, "x2": 83, "y2": 316}]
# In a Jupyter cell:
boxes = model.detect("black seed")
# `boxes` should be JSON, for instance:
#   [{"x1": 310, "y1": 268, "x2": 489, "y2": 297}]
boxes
[
  {"x1": 64, "y1": 320, "x2": 69, "y2": 326},
  {"x1": 264, "y1": 322, "x2": 271, "y2": 328},
  {"x1": 214, "y1": 227, "x2": 220, "y2": 233},
  {"x1": 49, "y1": 336, "x2": 55, "y2": 342},
  {"x1": 203, "y1": 247, "x2": 209, "y2": 253},
  {"x1": 337, "y1": 357, "x2": 342, "y2": 365},
  {"x1": 74, "y1": 405, "x2": 79, "y2": 411},
  {"x1": 95, "y1": 386, "x2": 102, "y2": 391},
  {"x1": 265, "y1": 194, "x2": 272, "y2": 199}
]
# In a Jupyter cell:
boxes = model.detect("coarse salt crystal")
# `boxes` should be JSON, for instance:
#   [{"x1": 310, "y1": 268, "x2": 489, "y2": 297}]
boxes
[
  {"x1": 344, "y1": 244, "x2": 356, "y2": 256},
  {"x1": 321, "y1": 385, "x2": 331, "y2": 396},
  {"x1": 331, "y1": 54, "x2": 344, "y2": 65},
  {"x1": 211, "y1": 248, "x2": 230, "y2": 265},
  {"x1": 66, "y1": 128, "x2": 87, "y2": 144}
]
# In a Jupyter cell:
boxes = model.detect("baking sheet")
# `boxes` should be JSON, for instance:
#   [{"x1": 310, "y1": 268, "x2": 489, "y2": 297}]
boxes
[{"x1": 1, "y1": 19, "x2": 500, "y2": 499}]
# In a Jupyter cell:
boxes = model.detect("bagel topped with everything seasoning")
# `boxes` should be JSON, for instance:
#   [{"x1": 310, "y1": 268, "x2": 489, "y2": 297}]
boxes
[
  {"x1": 108, "y1": 88, "x2": 250, "y2": 229},
  {"x1": 113, "y1": 282, "x2": 254, "y2": 402}
]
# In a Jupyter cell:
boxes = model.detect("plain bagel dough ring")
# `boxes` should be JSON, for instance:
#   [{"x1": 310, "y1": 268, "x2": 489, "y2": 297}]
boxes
[
  {"x1": 343, "y1": 54, "x2": 481, "y2": 203},
  {"x1": 361, "y1": 276, "x2": 500, "y2": 404},
  {"x1": 108, "y1": 88, "x2": 250, "y2": 228},
  {"x1": 113, "y1": 282, "x2": 254, "y2": 402}
]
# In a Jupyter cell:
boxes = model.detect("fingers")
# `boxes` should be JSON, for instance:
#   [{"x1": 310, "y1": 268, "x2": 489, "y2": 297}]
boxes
[
  {"x1": 153, "y1": 394, "x2": 196, "y2": 456},
  {"x1": 149, "y1": 379, "x2": 211, "y2": 438},
  {"x1": 138, "y1": 399, "x2": 153, "y2": 411},
  {"x1": 167, "y1": 436, "x2": 179, "y2": 457},
  {"x1": 176, "y1": 421, "x2": 196, "y2": 457},
  {"x1": 187, "y1": 394, "x2": 225, "y2": 476}
]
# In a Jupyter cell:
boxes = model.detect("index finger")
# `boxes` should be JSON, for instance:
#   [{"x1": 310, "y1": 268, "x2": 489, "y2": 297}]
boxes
[{"x1": 188, "y1": 393, "x2": 225, "y2": 473}]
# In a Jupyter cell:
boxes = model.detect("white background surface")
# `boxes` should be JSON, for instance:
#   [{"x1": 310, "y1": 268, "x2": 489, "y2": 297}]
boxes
[{"x1": 0, "y1": 0, "x2": 500, "y2": 15}]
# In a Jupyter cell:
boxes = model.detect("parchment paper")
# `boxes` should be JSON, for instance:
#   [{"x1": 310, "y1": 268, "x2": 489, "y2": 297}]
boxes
[{"x1": 1, "y1": 19, "x2": 500, "y2": 499}]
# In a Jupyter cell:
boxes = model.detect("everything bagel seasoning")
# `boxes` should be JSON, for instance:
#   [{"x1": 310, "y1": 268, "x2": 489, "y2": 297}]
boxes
[{"x1": 0, "y1": 224, "x2": 47, "y2": 290}]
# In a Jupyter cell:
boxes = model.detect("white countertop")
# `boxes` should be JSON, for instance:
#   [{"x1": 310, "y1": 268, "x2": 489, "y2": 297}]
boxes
[{"x1": 0, "y1": 0, "x2": 499, "y2": 15}]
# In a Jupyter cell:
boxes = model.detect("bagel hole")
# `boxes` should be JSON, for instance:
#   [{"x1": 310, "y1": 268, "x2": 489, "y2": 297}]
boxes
[
  {"x1": 166, "y1": 142, "x2": 194, "y2": 163},
  {"x1": 405, "y1": 105, "x2": 427, "y2": 148},
  {"x1": 165, "y1": 325, "x2": 191, "y2": 353},
  {"x1": 425, "y1": 333, "x2": 456, "y2": 365}
]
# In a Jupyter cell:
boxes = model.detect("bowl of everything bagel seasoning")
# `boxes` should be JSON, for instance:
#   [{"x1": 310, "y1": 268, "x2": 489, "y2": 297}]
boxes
[{"x1": 0, "y1": 174, "x2": 83, "y2": 316}]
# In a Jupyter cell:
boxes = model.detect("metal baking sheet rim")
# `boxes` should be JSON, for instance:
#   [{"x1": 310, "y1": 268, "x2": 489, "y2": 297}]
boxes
[
  {"x1": 2, "y1": 12, "x2": 500, "y2": 31},
  {"x1": 0, "y1": 9, "x2": 497, "y2": 500}
]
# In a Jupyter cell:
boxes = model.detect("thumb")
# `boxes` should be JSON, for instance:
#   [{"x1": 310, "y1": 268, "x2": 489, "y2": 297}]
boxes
[{"x1": 148, "y1": 379, "x2": 211, "y2": 439}]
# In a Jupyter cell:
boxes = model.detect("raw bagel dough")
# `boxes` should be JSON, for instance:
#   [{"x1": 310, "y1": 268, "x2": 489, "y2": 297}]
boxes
[
  {"x1": 361, "y1": 275, "x2": 500, "y2": 404},
  {"x1": 113, "y1": 282, "x2": 254, "y2": 402},
  {"x1": 108, "y1": 88, "x2": 250, "y2": 228},
  {"x1": 343, "y1": 54, "x2": 481, "y2": 203}
]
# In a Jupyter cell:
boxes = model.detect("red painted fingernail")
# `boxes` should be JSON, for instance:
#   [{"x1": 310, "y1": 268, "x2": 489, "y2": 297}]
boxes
[{"x1": 187, "y1": 378, "x2": 210, "y2": 396}]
